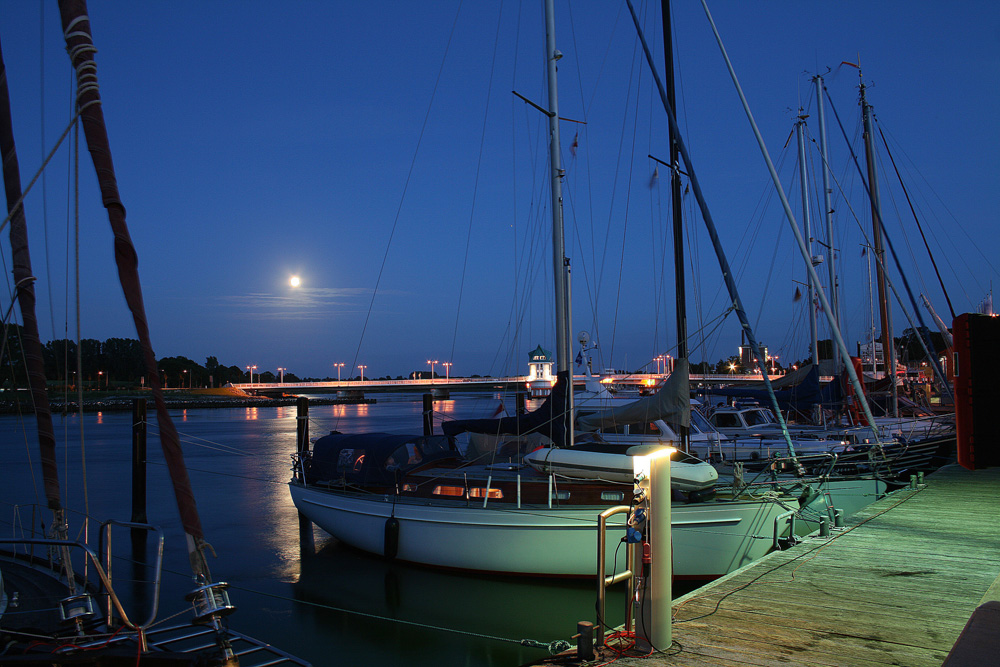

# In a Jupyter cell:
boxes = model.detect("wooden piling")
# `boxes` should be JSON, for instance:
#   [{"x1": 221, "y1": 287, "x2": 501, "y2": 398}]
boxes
[
  {"x1": 130, "y1": 398, "x2": 147, "y2": 525},
  {"x1": 423, "y1": 393, "x2": 433, "y2": 435}
]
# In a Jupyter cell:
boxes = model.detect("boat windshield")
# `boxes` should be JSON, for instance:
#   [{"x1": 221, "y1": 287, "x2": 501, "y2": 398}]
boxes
[{"x1": 743, "y1": 409, "x2": 776, "y2": 426}]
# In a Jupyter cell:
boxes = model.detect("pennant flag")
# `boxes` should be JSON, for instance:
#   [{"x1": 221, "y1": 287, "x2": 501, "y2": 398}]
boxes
[
  {"x1": 793, "y1": 286, "x2": 802, "y2": 302},
  {"x1": 861, "y1": 245, "x2": 867, "y2": 257},
  {"x1": 575, "y1": 350, "x2": 583, "y2": 368},
  {"x1": 570, "y1": 132, "x2": 579, "y2": 157},
  {"x1": 649, "y1": 167, "x2": 659, "y2": 188},
  {"x1": 492, "y1": 401, "x2": 506, "y2": 418}
]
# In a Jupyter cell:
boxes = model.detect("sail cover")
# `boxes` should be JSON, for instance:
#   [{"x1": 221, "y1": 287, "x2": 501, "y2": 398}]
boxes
[
  {"x1": 442, "y1": 370, "x2": 570, "y2": 447},
  {"x1": 576, "y1": 359, "x2": 690, "y2": 431}
]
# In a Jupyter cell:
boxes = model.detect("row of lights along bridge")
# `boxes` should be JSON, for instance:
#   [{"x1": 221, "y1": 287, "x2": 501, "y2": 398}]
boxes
[{"x1": 242, "y1": 360, "x2": 454, "y2": 384}]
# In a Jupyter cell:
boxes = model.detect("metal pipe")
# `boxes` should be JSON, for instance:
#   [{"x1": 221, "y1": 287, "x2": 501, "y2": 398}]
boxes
[{"x1": 596, "y1": 506, "x2": 633, "y2": 647}]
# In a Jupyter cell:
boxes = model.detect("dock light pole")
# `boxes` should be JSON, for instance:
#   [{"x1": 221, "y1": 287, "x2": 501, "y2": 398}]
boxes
[
  {"x1": 442, "y1": 362, "x2": 452, "y2": 380},
  {"x1": 427, "y1": 359, "x2": 437, "y2": 383},
  {"x1": 334, "y1": 362, "x2": 344, "y2": 383},
  {"x1": 278, "y1": 367, "x2": 286, "y2": 383},
  {"x1": 358, "y1": 365, "x2": 367, "y2": 382},
  {"x1": 632, "y1": 447, "x2": 674, "y2": 653}
]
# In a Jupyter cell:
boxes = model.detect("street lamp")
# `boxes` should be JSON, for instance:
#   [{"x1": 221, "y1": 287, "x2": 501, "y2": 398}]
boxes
[
  {"x1": 246, "y1": 364, "x2": 257, "y2": 384},
  {"x1": 427, "y1": 359, "x2": 437, "y2": 382},
  {"x1": 98, "y1": 370, "x2": 104, "y2": 391},
  {"x1": 183, "y1": 369, "x2": 189, "y2": 389},
  {"x1": 729, "y1": 362, "x2": 737, "y2": 376},
  {"x1": 277, "y1": 367, "x2": 286, "y2": 383},
  {"x1": 442, "y1": 362, "x2": 452, "y2": 380},
  {"x1": 358, "y1": 365, "x2": 367, "y2": 382},
  {"x1": 334, "y1": 362, "x2": 344, "y2": 383}
]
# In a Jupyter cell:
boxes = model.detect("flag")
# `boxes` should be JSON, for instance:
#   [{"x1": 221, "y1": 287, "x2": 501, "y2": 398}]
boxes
[
  {"x1": 793, "y1": 287, "x2": 802, "y2": 302},
  {"x1": 570, "y1": 132, "x2": 579, "y2": 157},
  {"x1": 648, "y1": 167, "x2": 659, "y2": 188},
  {"x1": 575, "y1": 350, "x2": 583, "y2": 368},
  {"x1": 861, "y1": 245, "x2": 867, "y2": 257},
  {"x1": 492, "y1": 401, "x2": 506, "y2": 418}
]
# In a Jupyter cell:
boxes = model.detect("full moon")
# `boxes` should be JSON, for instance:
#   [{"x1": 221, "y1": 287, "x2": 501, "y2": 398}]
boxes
[{"x1": 290, "y1": 275, "x2": 301, "y2": 288}]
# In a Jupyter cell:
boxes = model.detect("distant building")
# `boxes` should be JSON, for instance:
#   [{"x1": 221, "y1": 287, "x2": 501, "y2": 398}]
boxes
[{"x1": 527, "y1": 344, "x2": 554, "y2": 397}]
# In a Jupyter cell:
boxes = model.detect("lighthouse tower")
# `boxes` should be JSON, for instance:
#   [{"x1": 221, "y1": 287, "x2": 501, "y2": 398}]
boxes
[{"x1": 526, "y1": 345, "x2": 554, "y2": 397}]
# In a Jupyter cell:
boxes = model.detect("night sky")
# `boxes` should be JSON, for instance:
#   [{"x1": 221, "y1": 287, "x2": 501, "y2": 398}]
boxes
[{"x1": 2, "y1": 1, "x2": 997, "y2": 379}]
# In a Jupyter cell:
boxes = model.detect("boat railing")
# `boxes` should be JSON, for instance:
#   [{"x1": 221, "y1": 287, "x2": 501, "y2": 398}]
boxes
[
  {"x1": 596, "y1": 505, "x2": 636, "y2": 647},
  {"x1": 0, "y1": 527, "x2": 164, "y2": 647}
]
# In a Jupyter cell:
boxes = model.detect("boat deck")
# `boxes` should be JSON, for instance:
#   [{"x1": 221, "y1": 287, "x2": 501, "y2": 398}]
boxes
[{"x1": 549, "y1": 463, "x2": 1000, "y2": 666}]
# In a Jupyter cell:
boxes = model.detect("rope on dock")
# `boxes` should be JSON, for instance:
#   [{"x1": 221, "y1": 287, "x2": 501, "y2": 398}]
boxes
[{"x1": 229, "y1": 584, "x2": 574, "y2": 655}]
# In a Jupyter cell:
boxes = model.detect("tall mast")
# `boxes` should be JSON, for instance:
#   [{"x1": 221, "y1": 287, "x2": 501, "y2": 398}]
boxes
[
  {"x1": 796, "y1": 115, "x2": 819, "y2": 368},
  {"x1": 543, "y1": 0, "x2": 574, "y2": 436},
  {"x1": 661, "y1": 0, "x2": 689, "y2": 451},
  {"x1": 860, "y1": 75, "x2": 898, "y2": 417},
  {"x1": 814, "y1": 74, "x2": 840, "y2": 372}
]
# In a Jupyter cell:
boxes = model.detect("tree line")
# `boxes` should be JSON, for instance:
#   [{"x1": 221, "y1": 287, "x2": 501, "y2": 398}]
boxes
[{"x1": 0, "y1": 327, "x2": 299, "y2": 389}]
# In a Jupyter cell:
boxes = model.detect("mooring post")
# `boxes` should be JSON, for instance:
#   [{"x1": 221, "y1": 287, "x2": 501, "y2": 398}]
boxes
[
  {"x1": 423, "y1": 393, "x2": 433, "y2": 435},
  {"x1": 516, "y1": 391, "x2": 526, "y2": 415},
  {"x1": 131, "y1": 398, "x2": 147, "y2": 524},
  {"x1": 296, "y1": 396, "x2": 309, "y2": 455},
  {"x1": 296, "y1": 396, "x2": 314, "y2": 553},
  {"x1": 575, "y1": 621, "x2": 595, "y2": 661}
]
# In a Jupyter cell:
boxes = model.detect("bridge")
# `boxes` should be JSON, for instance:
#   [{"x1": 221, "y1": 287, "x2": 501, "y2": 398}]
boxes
[{"x1": 229, "y1": 372, "x2": 783, "y2": 397}]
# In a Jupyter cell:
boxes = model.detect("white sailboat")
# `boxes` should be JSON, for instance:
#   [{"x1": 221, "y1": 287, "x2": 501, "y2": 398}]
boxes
[{"x1": 290, "y1": 0, "x2": 825, "y2": 580}]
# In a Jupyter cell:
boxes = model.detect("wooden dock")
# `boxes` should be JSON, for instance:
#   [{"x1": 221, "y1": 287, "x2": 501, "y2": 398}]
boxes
[{"x1": 573, "y1": 464, "x2": 1000, "y2": 666}]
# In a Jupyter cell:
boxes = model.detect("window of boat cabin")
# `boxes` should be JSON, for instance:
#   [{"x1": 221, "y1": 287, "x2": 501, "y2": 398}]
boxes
[
  {"x1": 630, "y1": 422, "x2": 661, "y2": 436},
  {"x1": 713, "y1": 413, "x2": 741, "y2": 428},
  {"x1": 743, "y1": 409, "x2": 774, "y2": 426},
  {"x1": 336, "y1": 448, "x2": 367, "y2": 476}
]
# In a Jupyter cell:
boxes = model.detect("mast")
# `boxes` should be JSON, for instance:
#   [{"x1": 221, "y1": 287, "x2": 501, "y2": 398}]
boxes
[
  {"x1": 543, "y1": 0, "x2": 574, "y2": 442},
  {"x1": 796, "y1": 115, "x2": 819, "y2": 369},
  {"x1": 661, "y1": 0, "x2": 689, "y2": 451},
  {"x1": 860, "y1": 75, "x2": 898, "y2": 417},
  {"x1": 813, "y1": 74, "x2": 840, "y2": 372}
]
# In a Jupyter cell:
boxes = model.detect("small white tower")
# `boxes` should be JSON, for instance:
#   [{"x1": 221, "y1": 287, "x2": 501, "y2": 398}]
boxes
[{"x1": 527, "y1": 344, "x2": 554, "y2": 397}]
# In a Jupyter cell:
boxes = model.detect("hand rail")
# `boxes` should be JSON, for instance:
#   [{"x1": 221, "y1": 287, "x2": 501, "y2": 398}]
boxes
[{"x1": 596, "y1": 506, "x2": 635, "y2": 647}]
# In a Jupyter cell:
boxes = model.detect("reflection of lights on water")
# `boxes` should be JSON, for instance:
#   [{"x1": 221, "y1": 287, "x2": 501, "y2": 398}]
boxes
[
  {"x1": 96, "y1": 411, "x2": 103, "y2": 425},
  {"x1": 356, "y1": 404, "x2": 369, "y2": 417},
  {"x1": 182, "y1": 409, "x2": 188, "y2": 422},
  {"x1": 245, "y1": 407, "x2": 258, "y2": 421},
  {"x1": 436, "y1": 400, "x2": 457, "y2": 414}
]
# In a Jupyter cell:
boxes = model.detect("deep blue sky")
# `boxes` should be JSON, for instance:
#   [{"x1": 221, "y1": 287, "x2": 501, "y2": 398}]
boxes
[{"x1": 2, "y1": 2, "x2": 997, "y2": 379}]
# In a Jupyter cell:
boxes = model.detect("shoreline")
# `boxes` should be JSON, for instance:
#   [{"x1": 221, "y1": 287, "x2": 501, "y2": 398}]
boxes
[{"x1": 0, "y1": 390, "x2": 376, "y2": 414}]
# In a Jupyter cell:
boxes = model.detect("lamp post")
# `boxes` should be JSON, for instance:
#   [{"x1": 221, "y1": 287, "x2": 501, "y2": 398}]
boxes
[
  {"x1": 358, "y1": 365, "x2": 367, "y2": 382},
  {"x1": 277, "y1": 367, "x2": 286, "y2": 383},
  {"x1": 334, "y1": 362, "x2": 344, "y2": 383},
  {"x1": 183, "y1": 369, "x2": 189, "y2": 389},
  {"x1": 246, "y1": 365, "x2": 257, "y2": 384},
  {"x1": 426, "y1": 359, "x2": 437, "y2": 383},
  {"x1": 442, "y1": 362, "x2": 452, "y2": 380},
  {"x1": 160, "y1": 369, "x2": 165, "y2": 388},
  {"x1": 98, "y1": 370, "x2": 104, "y2": 391}
]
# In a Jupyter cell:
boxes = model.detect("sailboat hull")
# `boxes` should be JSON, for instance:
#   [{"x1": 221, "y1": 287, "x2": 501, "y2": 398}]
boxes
[{"x1": 290, "y1": 482, "x2": 792, "y2": 579}]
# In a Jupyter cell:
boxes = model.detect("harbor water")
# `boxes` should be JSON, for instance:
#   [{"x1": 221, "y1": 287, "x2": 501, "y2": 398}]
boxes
[{"x1": 1, "y1": 392, "x2": 639, "y2": 665}]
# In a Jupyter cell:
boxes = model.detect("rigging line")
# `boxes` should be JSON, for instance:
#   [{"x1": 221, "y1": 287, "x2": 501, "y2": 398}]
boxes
[
  {"x1": 878, "y1": 123, "x2": 1000, "y2": 297},
  {"x1": 876, "y1": 123, "x2": 955, "y2": 320},
  {"x1": 146, "y1": 460, "x2": 289, "y2": 487},
  {"x1": 72, "y1": 110, "x2": 89, "y2": 522},
  {"x1": 227, "y1": 584, "x2": 570, "y2": 654},
  {"x1": 350, "y1": 0, "x2": 466, "y2": 385},
  {"x1": 822, "y1": 87, "x2": 950, "y2": 396},
  {"x1": 38, "y1": 0, "x2": 56, "y2": 342},
  {"x1": 819, "y1": 110, "x2": 942, "y2": 373},
  {"x1": 449, "y1": 0, "x2": 506, "y2": 365},
  {"x1": 605, "y1": 12, "x2": 647, "y2": 368},
  {"x1": 0, "y1": 100, "x2": 96, "y2": 239}
]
